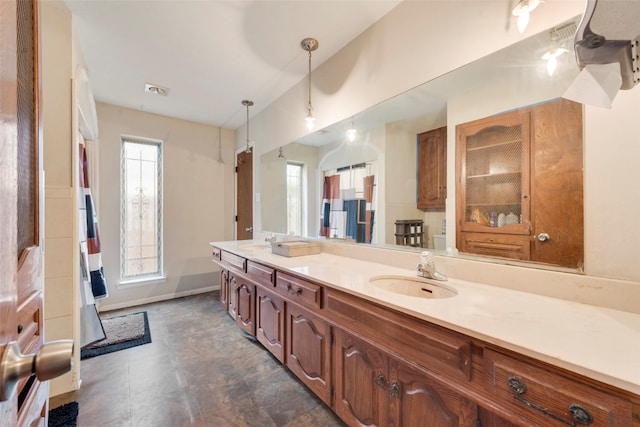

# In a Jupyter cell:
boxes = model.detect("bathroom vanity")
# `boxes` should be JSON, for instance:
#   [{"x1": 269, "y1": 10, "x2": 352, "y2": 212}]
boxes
[{"x1": 210, "y1": 240, "x2": 640, "y2": 426}]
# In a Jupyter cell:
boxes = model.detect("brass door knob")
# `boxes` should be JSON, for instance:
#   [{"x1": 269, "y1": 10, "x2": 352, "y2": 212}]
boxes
[{"x1": 0, "y1": 340, "x2": 74, "y2": 401}]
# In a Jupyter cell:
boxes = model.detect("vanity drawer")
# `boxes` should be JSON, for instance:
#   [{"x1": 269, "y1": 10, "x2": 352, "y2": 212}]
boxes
[
  {"x1": 220, "y1": 250, "x2": 247, "y2": 273},
  {"x1": 275, "y1": 272, "x2": 322, "y2": 309},
  {"x1": 460, "y1": 232, "x2": 531, "y2": 261},
  {"x1": 484, "y1": 348, "x2": 632, "y2": 427},
  {"x1": 211, "y1": 247, "x2": 221, "y2": 262},
  {"x1": 247, "y1": 261, "x2": 275, "y2": 287},
  {"x1": 325, "y1": 288, "x2": 472, "y2": 383}
]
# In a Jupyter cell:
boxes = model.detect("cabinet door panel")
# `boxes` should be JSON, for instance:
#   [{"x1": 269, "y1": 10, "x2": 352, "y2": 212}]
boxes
[
  {"x1": 286, "y1": 303, "x2": 332, "y2": 405},
  {"x1": 390, "y1": 361, "x2": 477, "y2": 427},
  {"x1": 236, "y1": 278, "x2": 255, "y2": 335},
  {"x1": 227, "y1": 273, "x2": 238, "y2": 320},
  {"x1": 256, "y1": 286, "x2": 285, "y2": 363},
  {"x1": 219, "y1": 269, "x2": 229, "y2": 310},
  {"x1": 530, "y1": 98, "x2": 583, "y2": 268},
  {"x1": 334, "y1": 329, "x2": 386, "y2": 427}
]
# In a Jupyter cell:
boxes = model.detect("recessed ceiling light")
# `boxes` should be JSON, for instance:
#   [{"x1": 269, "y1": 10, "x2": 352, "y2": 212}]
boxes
[{"x1": 144, "y1": 83, "x2": 169, "y2": 96}]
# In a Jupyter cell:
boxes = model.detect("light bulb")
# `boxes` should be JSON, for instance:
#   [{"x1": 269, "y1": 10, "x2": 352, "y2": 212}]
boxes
[
  {"x1": 305, "y1": 113, "x2": 315, "y2": 131},
  {"x1": 542, "y1": 48, "x2": 568, "y2": 76},
  {"x1": 517, "y1": 9, "x2": 529, "y2": 33},
  {"x1": 512, "y1": 0, "x2": 539, "y2": 34},
  {"x1": 346, "y1": 128, "x2": 357, "y2": 142},
  {"x1": 546, "y1": 56, "x2": 557, "y2": 76}
]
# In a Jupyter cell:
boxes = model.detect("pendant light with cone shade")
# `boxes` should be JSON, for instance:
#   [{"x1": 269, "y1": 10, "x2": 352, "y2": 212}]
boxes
[{"x1": 301, "y1": 38, "x2": 319, "y2": 131}]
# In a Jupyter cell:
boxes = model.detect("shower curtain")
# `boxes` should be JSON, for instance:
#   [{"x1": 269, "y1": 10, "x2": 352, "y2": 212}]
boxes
[{"x1": 79, "y1": 142, "x2": 107, "y2": 347}]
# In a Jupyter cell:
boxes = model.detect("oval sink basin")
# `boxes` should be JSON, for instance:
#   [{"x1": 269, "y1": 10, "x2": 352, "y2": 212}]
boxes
[{"x1": 369, "y1": 275, "x2": 457, "y2": 299}]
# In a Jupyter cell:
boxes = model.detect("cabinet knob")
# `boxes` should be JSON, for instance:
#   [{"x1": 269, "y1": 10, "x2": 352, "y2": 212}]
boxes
[{"x1": 536, "y1": 232, "x2": 550, "y2": 242}]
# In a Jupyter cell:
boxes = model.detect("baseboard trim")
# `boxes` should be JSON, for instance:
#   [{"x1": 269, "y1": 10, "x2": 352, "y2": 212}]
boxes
[{"x1": 98, "y1": 285, "x2": 219, "y2": 312}]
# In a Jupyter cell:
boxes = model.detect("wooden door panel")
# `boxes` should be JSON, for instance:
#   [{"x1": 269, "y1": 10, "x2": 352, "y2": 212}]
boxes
[
  {"x1": 334, "y1": 329, "x2": 386, "y2": 427},
  {"x1": 219, "y1": 269, "x2": 229, "y2": 310},
  {"x1": 235, "y1": 279, "x2": 255, "y2": 335},
  {"x1": 2, "y1": 1, "x2": 48, "y2": 425},
  {"x1": 0, "y1": 0, "x2": 20, "y2": 422},
  {"x1": 286, "y1": 303, "x2": 331, "y2": 405},
  {"x1": 227, "y1": 274, "x2": 238, "y2": 319},
  {"x1": 530, "y1": 99, "x2": 583, "y2": 269},
  {"x1": 256, "y1": 287, "x2": 285, "y2": 363},
  {"x1": 391, "y1": 361, "x2": 477, "y2": 427}
]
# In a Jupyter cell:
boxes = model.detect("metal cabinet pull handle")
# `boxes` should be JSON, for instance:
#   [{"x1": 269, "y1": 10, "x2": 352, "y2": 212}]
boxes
[
  {"x1": 374, "y1": 373, "x2": 400, "y2": 399},
  {"x1": 286, "y1": 283, "x2": 302, "y2": 296},
  {"x1": 374, "y1": 372, "x2": 387, "y2": 390},
  {"x1": 507, "y1": 376, "x2": 593, "y2": 426}
]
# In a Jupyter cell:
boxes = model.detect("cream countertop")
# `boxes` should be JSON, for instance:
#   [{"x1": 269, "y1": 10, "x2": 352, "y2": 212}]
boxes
[{"x1": 210, "y1": 240, "x2": 640, "y2": 396}]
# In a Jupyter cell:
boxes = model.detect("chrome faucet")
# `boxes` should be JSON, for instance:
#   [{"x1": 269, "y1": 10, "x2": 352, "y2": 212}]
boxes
[
  {"x1": 417, "y1": 251, "x2": 447, "y2": 281},
  {"x1": 265, "y1": 233, "x2": 277, "y2": 243}
]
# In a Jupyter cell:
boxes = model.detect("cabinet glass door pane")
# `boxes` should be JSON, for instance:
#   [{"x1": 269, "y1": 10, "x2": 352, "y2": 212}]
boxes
[{"x1": 465, "y1": 125, "x2": 523, "y2": 227}]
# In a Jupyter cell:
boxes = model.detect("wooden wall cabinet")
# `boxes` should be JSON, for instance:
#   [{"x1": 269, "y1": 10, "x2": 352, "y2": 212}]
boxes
[
  {"x1": 456, "y1": 99, "x2": 583, "y2": 268},
  {"x1": 417, "y1": 126, "x2": 447, "y2": 210}
]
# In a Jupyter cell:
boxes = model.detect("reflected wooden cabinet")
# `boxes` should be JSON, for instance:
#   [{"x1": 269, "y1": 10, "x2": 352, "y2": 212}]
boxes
[
  {"x1": 417, "y1": 126, "x2": 447, "y2": 210},
  {"x1": 456, "y1": 98, "x2": 583, "y2": 268},
  {"x1": 286, "y1": 302, "x2": 332, "y2": 406},
  {"x1": 334, "y1": 328, "x2": 477, "y2": 427}
]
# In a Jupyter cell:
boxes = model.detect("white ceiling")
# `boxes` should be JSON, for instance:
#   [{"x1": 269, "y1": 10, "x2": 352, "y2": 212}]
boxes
[{"x1": 63, "y1": 0, "x2": 402, "y2": 130}]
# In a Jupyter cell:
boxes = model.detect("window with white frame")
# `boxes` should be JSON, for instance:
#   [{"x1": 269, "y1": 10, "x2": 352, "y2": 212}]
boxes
[
  {"x1": 286, "y1": 162, "x2": 304, "y2": 236},
  {"x1": 121, "y1": 137, "x2": 163, "y2": 281}
]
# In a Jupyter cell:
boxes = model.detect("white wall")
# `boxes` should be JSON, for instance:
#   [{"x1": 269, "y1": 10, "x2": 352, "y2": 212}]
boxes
[{"x1": 96, "y1": 103, "x2": 235, "y2": 310}]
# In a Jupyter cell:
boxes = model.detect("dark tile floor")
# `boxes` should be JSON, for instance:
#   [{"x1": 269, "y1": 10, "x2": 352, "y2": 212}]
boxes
[{"x1": 50, "y1": 292, "x2": 346, "y2": 427}]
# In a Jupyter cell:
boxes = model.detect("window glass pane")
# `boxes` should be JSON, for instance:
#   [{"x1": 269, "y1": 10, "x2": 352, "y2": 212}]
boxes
[
  {"x1": 287, "y1": 163, "x2": 303, "y2": 235},
  {"x1": 121, "y1": 138, "x2": 162, "y2": 280}
]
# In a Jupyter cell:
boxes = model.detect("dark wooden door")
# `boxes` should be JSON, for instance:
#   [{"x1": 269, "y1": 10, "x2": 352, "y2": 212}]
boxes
[
  {"x1": 1, "y1": 1, "x2": 49, "y2": 425},
  {"x1": 530, "y1": 99, "x2": 583, "y2": 269},
  {"x1": 236, "y1": 150, "x2": 253, "y2": 240}
]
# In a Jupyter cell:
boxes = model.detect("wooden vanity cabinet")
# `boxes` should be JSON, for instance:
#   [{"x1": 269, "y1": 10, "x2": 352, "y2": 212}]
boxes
[
  {"x1": 334, "y1": 328, "x2": 477, "y2": 427},
  {"x1": 211, "y1": 249, "x2": 637, "y2": 427},
  {"x1": 417, "y1": 126, "x2": 447, "y2": 210}
]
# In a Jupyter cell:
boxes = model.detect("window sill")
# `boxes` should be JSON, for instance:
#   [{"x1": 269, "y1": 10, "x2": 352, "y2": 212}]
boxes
[{"x1": 119, "y1": 276, "x2": 167, "y2": 289}]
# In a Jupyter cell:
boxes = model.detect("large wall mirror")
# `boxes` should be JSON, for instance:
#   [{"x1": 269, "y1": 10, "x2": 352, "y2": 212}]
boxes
[{"x1": 260, "y1": 14, "x2": 596, "y2": 272}]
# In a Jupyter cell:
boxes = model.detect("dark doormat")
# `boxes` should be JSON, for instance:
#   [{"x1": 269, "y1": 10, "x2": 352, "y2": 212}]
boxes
[
  {"x1": 48, "y1": 401, "x2": 78, "y2": 427},
  {"x1": 81, "y1": 311, "x2": 151, "y2": 359}
]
